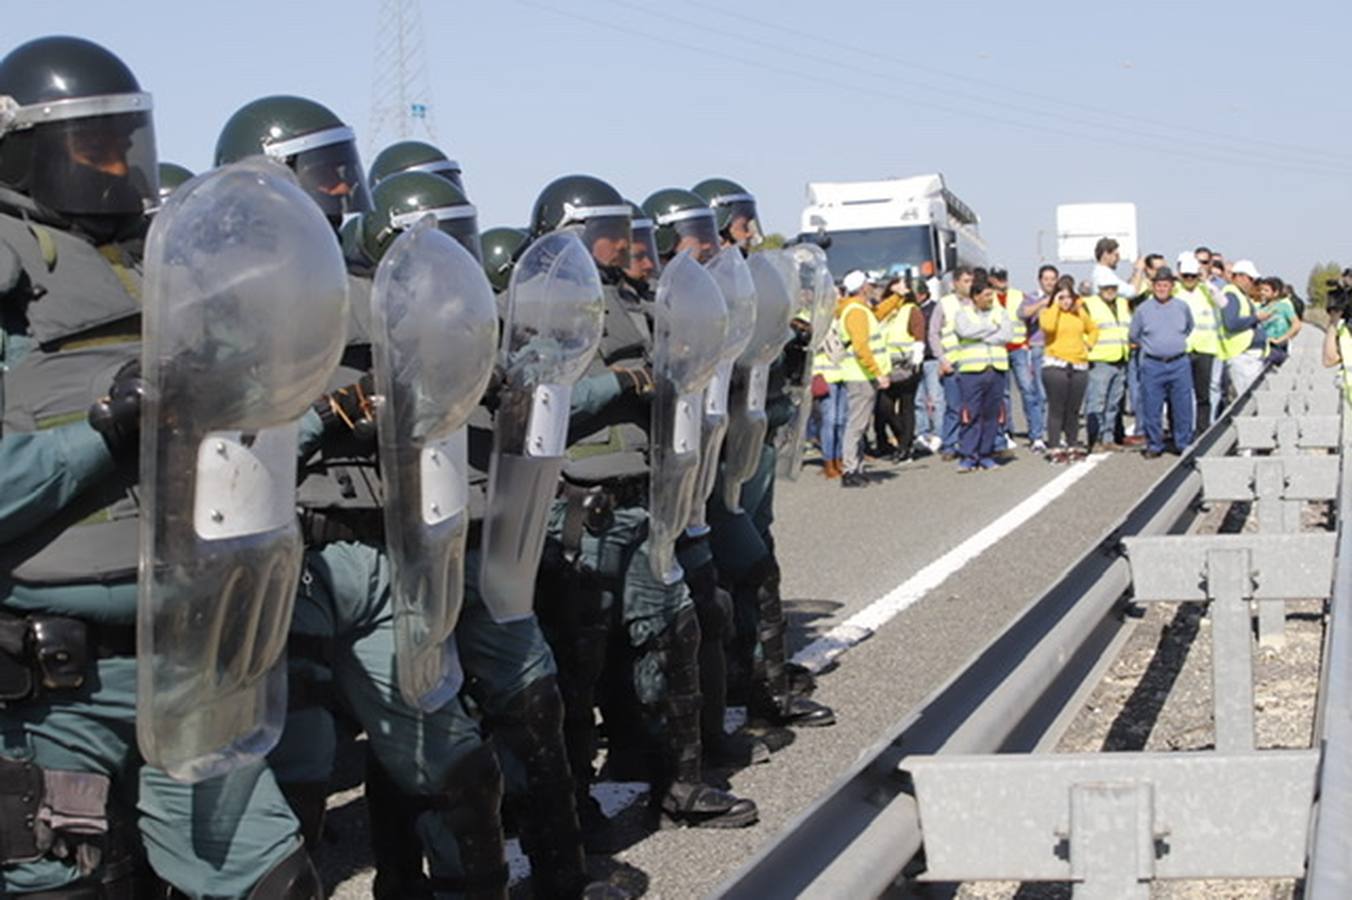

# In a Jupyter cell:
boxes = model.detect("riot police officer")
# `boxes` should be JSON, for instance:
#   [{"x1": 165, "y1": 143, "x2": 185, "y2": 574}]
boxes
[
  {"x1": 529, "y1": 175, "x2": 758, "y2": 831},
  {"x1": 368, "y1": 139, "x2": 466, "y2": 193},
  {"x1": 216, "y1": 98, "x2": 510, "y2": 899},
  {"x1": 694, "y1": 178, "x2": 835, "y2": 735},
  {"x1": 0, "y1": 37, "x2": 319, "y2": 898}
]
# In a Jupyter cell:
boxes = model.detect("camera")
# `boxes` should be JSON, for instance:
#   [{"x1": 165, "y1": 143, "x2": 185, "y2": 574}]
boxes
[{"x1": 1326, "y1": 269, "x2": 1352, "y2": 316}]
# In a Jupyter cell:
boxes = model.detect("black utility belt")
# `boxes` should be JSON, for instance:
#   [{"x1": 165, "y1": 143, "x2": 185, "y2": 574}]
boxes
[
  {"x1": 1144, "y1": 352, "x2": 1185, "y2": 363},
  {"x1": 558, "y1": 476, "x2": 648, "y2": 510},
  {"x1": 0, "y1": 612, "x2": 134, "y2": 702}
]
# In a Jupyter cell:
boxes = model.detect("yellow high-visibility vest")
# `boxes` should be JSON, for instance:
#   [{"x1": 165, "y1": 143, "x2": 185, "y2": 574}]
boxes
[
  {"x1": 1003, "y1": 289, "x2": 1027, "y2": 344},
  {"x1": 837, "y1": 299, "x2": 888, "y2": 382},
  {"x1": 884, "y1": 302, "x2": 922, "y2": 369},
  {"x1": 1083, "y1": 294, "x2": 1130, "y2": 363},
  {"x1": 1217, "y1": 284, "x2": 1260, "y2": 360},
  {"x1": 954, "y1": 304, "x2": 1011, "y2": 373},
  {"x1": 940, "y1": 293, "x2": 978, "y2": 368},
  {"x1": 1340, "y1": 324, "x2": 1352, "y2": 405},
  {"x1": 1175, "y1": 282, "x2": 1220, "y2": 355}
]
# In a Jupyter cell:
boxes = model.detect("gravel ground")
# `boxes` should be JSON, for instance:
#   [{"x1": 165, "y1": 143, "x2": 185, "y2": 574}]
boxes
[{"x1": 941, "y1": 496, "x2": 1331, "y2": 900}]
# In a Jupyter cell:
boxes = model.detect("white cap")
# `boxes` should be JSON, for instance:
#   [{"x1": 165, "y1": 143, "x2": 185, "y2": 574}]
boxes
[
  {"x1": 1093, "y1": 269, "x2": 1127, "y2": 292},
  {"x1": 1232, "y1": 259, "x2": 1261, "y2": 279},
  {"x1": 1177, "y1": 252, "x2": 1202, "y2": 276},
  {"x1": 843, "y1": 270, "x2": 868, "y2": 293}
]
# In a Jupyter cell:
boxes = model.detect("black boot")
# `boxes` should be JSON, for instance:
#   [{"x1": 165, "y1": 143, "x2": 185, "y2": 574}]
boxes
[
  {"x1": 247, "y1": 845, "x2": 323, "y2": 899},
  {"x1": 650, "y1": 608, "x2": 758, "y2": 829},
  {"x1": 363, "y1": 748, "x2": 433, "y2": 900},
  {"x1": 692, "y1": 563, "x2": 769, "y2": 768},
  {"x1": 278, "y1": 780, "x2": 329, "y2": 858},
  {"x1": 493, "y1": 677, "x2": 591, "y2": 899},
  {"x1": 747, "y1": 559, "x2": 835, "y2": 729},
  {"x1": 430, "y1": 743, "x2": 509, "y2": 900}
]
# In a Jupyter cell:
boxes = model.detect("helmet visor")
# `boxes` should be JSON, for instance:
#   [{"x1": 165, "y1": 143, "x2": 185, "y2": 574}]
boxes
[
  {"x1": 293, "y1": 140, "x2": 372, "y2": 220},
  {"x1": 388, "y1": 206, "x2": 482, "y2": 263},
  {"x1": 628, "y1": 221, "x2": 660, "y2": 281},
  {"x1": 581, "y1": 213, "x2": 631, "y2": 270},
  {"x1": 406, "y1": 159, "x2": 465, "y2": 193},
  {"x1": 29, "y1": 111, "x2": 158, "y2": 216},
  {"x1": 670, "y1": 213, "x2": 719, "y2": 264},
  {"x1": 436, "y1": 215, "x2": 481, "y2": 263},
  {"x1": 720, "y1": 198, "x2": 762, "y2": 248}
]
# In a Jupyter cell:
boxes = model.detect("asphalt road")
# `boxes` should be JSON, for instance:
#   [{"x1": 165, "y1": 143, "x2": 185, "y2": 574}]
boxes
[{"x1": 320, "y1": 437, "x2": 1175, "y2": 898}]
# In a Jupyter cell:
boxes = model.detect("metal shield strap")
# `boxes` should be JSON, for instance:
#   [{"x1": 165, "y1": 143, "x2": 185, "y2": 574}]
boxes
[
  {"x1": 371, "y1": 221, "x2": 498, "y2": 711},
  {"x1": 137, "y1": 158, "x2": 349, "y2": 782},
  {"x1": 479, "y1": 232, "x2": 604, "y2": 623},
  {"x1": 719, "y1": 252, "x2": 792, "y2": 512},
  {"x1": 648, "y1": 252, "x2": 729, "y2": 583}
]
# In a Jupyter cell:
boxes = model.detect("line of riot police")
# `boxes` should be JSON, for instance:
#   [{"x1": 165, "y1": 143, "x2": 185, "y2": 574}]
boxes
[{"x1": 0, "y1": 35, "x2": 836, "y2": 900}]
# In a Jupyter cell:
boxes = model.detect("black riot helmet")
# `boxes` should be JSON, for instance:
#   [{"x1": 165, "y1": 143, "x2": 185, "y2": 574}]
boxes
[
  {"x1": 0, "y1": 36, "x2": 159, "y2": 220},
  {"x1": 369, "y1": 140, "x2": 464, "y2": 193},
  {"x1": 642, "y1": 188, "x2": 719, "y2": 264},
  {"x1": 624, "y1": 199, "x2": 660, "y2": 284},
  {"x1": 156, "y1": 162, "x2": 193, "y2": 203},
  {"x1": 360, "y1": 171, "x2": 480, "y2": 263},
  {"x1": 480, "y1": 226, "x2": 529, "y2": 293},
  {"x1": 529, "y1": 174, "x2": 631, "y2": 272},
  {"x1": 214, "y1": 95, "x2": 371, "y2": 227},
  {"x1": 692, "y1": 177, "x2": 762, "y2": 249}
]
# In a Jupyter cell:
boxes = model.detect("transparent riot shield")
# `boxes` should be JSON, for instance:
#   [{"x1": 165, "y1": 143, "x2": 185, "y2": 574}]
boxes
[
  {"x1": 371, "y1": 220, "x2": 498, "y2": 711},
  {"x1": 138, "y1": 158, "x2": 348, "y2": 782},
  {"x1": 688, "y1": 248, "x2": 758, "y2": 534},
  {"x1": 479, "y1": 232, "x2": 604, "y2": 622},
  {"x1": 648, "y1": 252, "x2": 728, "y2": 583},
  {"x1": 776, "y1": 244, "x2": 837, "y2": 480},
  {"x1": 720, "y1": 252, "x2": 793, "y2": 512}
]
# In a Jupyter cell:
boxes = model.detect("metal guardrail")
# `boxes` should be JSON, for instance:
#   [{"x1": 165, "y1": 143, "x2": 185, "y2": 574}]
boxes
[{"x1": 717, "y1": 335, "x2": 1348, "y2": 898}]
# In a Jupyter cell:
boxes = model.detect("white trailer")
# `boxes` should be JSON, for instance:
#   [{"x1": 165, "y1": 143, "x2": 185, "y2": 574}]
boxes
[{"x1": 798, "y1": 174, "x2": 987, "y2": 283}]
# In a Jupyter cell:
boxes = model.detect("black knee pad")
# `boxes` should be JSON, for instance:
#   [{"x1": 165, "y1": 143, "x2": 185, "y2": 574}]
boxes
[
  {"x1": 694, "y1": 585, "x2": 735, "y2": 643},
  {"x1": 661, "y1": 606, "x2": 702, "y2": 700},
  {"x1": 437, "y1": 743, "x2": 504, "y2": 832}
]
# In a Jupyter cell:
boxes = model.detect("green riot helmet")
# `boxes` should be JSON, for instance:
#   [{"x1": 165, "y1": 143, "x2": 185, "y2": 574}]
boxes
[
  {"x1": 0, "y1": 36, "x2": 158, "y2": 218},
  {"x1": 339, "y1": 213, "x2": 373, "y2": 269},
  {"x1": 529, "y1": 174, "x2": 631, "y2": 271},
  {"x1": 480, "y1": 226, "x2": 529, "y2": 292},
  {"x1": 361, "y1": 170, "x2": 480, "y2": 264},
  {"x1": 642, "y1": 188, "x2": 719, "y2": 264},
  {"x1": 214, "y1": 94, "x2": 371, "y2": 226},
  {"x1": 624, "y1": 199, "x2": 660, "y2": 284},
  {"x1": 692, "y1": 177, "x2": 762, "y2": 249},
  {"x1": 156, "y1": 162, "x2": 193, "y2": 203},
  {"x1": 369, "y1": 140, "x2": 464, "y2": 193}
]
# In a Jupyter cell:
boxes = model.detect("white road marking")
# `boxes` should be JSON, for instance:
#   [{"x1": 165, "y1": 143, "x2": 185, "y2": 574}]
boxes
[{"x1": 791, "y1": 454, "x2": 1109, "y2": 674}]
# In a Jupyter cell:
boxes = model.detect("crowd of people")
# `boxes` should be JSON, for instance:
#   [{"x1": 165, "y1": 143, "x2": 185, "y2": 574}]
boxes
[{"x1": 810, "y1": 237, "x2": 1305, "y2": 476}]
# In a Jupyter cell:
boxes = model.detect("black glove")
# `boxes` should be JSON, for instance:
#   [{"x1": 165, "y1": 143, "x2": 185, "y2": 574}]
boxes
[
  {"x1": 88, "y1": 359, "x2": 144, "y2": 461},
  {"x1": 481, "y1": 363, "x2": 507, "y2": 413},
  {"x1": 612, "y1": 365, "x2": 654, "y2": 397},
  {"x1": 313, "y1": 372, "x2": 377, "y2": 443}
]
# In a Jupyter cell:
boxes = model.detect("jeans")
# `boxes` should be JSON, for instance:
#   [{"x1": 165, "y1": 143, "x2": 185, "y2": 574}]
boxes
[
  {"x1": 1005, "y1": 346, "x2": 1045, "y2": 442},
  {"x1": 819, "y1": 381, "x2": 848, "y2": 463},
  {"x1": 958, "y1": 367, "x2": 1004, "y2": 463},
  {"x1": 1126, "y1": 351, "x2": 1143, "y2": 434},
  {"x1": 915, "y1": 358, "x2": 944, "y2": 440},
  {"x1": 1140, "y1": 355, "x2": 1195, "y2": 453},
  {"x1": 940, "y1": 371, "x2": 962, "y2": 453},
  {"x1": 1189, "y1": 353, "x2": 1215, "y2": 431},
  {"x1": 1084, "y1": 361, "x2": 1126, "y2": 446}
]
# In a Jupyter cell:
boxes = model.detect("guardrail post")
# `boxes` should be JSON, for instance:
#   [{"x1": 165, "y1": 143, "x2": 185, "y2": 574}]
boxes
[
  {"x1": 1254, "y1": 459, "x2": 1296, "y2": 647},
  {"x1": 1066, "y1": 782, "x2": 1154, "y2": 900},
  {"x1": 1207, "y1": 547, "x2": 1255, "y2": 752}
]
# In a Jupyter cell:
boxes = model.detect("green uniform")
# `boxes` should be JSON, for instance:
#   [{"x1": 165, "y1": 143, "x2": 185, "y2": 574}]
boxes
[{"x1": 0, "y1": 209, "x2": 303, "y2": 897}]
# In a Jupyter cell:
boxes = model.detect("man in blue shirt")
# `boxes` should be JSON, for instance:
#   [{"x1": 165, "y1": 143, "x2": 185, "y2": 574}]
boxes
[{"x1": 1129, "y1": 268, "x2": 1196, "y2": 457}]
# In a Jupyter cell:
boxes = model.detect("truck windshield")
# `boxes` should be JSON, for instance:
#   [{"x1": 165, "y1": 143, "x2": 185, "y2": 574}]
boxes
[{"x1": 810, "y1": 225, "x2": 935, "y2": 277}]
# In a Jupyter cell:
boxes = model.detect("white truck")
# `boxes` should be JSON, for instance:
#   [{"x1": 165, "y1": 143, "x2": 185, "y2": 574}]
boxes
[{"x1": 797, "y1": 174, "x2": 987, "y2": 284}]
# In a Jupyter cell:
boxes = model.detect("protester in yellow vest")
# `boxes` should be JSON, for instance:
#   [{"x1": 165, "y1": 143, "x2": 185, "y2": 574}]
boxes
[
  {"x1": 873, "y1": 279, "x2": 926, "y2": 462},
  {"x1": 952, "y1": 272, "x2": 1012, "y2": 472},
  {"x1": 1218, "y1": 259, "x2": 1272, "y2": 400},
  {"x1": 1173, "y1": 252, "x2": 1221, "y2": 428},
  {"x1": 835, "y1": 270, "x2": 889, "y2": 487},
  {"x1": 991, "y1": 267, "x2": 1043, "y2": 456},
  {"x1": 927, "y1": 267, "x2": 976, "y2": 459},
  {"x1": 1082, "y1": 270, "x2": 1132, "y2": 450}
]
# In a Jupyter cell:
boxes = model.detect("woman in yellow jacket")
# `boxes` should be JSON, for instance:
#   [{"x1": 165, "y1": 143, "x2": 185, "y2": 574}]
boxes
[{"x1": 1039, "y1": 276, "x2": 1099, "y2": 462}]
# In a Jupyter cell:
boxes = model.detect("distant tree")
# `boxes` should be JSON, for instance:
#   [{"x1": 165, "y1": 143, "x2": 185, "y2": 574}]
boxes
[
  {"x1": 1307, "y1": 261, "x2": 1343, "y2": 308},
  {"x1": 752, "y1": 233, "x2": 786, "y2": 252}
]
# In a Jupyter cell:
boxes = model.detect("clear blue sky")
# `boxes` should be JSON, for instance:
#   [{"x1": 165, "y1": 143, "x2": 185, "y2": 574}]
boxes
[{"x1": 8, "y1": 0, "x2": 1351, "y2": 289}]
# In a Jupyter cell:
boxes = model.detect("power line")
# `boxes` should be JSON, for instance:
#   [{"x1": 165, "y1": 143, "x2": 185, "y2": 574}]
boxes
[
  {"x1": 679, "y1": 0, "x2": 1349, "y2": 169},
  {"x1": 518, "y1": 0, "x2": 1352, "y2": 179}
]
